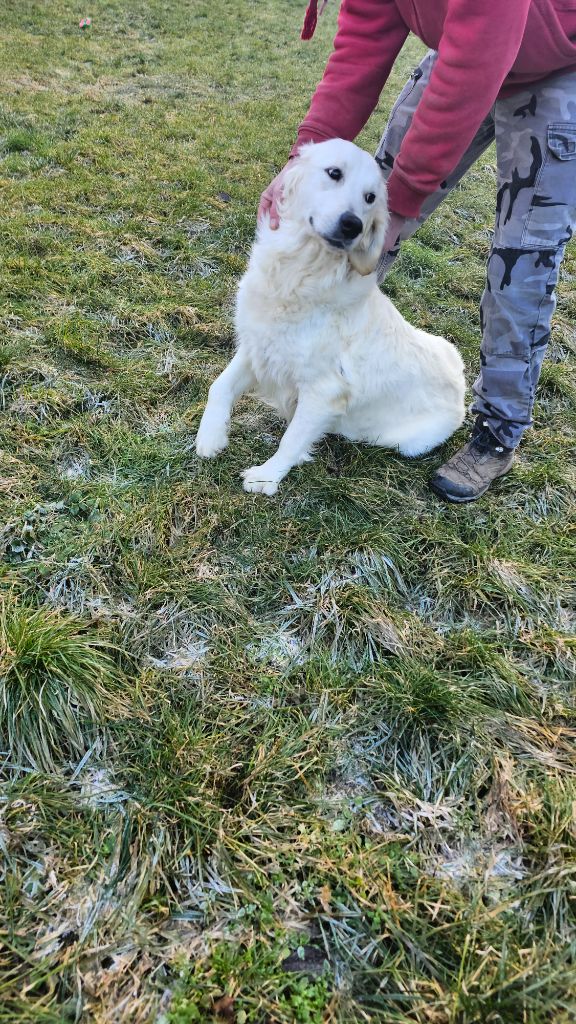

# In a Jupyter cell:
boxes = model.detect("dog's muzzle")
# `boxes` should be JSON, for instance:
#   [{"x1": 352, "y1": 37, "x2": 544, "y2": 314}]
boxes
[{"x1": 323, "y1": 211, "x2": 364, "y2": 249}]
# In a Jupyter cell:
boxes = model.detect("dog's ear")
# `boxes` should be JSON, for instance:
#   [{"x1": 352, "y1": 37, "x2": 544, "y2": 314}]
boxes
[
  {"x1": 348, "y1": 198, "x2": 390, "y2": 277},
  {"x1": 349, "y1": 163, "x2": 390, "y2": 275}
]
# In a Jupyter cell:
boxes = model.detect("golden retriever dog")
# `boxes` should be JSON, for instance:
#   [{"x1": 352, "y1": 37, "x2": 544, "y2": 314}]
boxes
[{"x1": 196, "y1": 139, "x2": 465, "y2": 494}]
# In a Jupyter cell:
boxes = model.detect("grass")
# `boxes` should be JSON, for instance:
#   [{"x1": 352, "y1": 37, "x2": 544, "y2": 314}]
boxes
[
  {"x1": 0, "y1": 599, "x2": 125, "y2": 769},
  {"x1": 0, "y1": 1, "x2": 575, "y2": 1021}
]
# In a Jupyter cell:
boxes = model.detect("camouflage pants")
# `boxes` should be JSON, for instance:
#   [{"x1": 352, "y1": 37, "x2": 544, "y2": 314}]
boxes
[{"x1": 376, "y1": 50, "x2": 576, "y2": 448}]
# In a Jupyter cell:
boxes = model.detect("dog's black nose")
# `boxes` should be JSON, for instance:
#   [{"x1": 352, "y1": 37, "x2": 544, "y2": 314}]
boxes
[{"x1": 339, "y1": 212, "x2": 363, "y2": 240}]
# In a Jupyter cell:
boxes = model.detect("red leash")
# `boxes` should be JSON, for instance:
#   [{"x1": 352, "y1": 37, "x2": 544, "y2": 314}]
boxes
[
  {"x1": 301, "y1": 0, "x2": 328, "y2": 40},
  {"x1": 301, "y1": 0, "x2": 318, "y2": 39}
]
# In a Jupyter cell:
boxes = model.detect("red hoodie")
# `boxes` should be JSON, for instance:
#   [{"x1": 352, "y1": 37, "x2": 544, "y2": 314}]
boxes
[{"x1": 293, "y1": 0, "x2": 576, "y2": 218}]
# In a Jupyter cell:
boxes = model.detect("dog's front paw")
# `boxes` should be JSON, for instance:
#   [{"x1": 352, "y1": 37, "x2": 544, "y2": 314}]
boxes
[
  {"x1": 195, "y1": 423, "x2": 229, "y2": 459},
  {"x1": 241, "y1": 463, "x2": 282, "y2": 496}
]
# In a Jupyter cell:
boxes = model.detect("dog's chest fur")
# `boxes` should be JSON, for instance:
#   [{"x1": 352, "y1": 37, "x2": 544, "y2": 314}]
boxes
[
  {"x1": 236, "y1": 288, "x2": 356, "y2": 420},
  {"x1": 234, "y1": 233, "x2": 372, "y2": 419}
]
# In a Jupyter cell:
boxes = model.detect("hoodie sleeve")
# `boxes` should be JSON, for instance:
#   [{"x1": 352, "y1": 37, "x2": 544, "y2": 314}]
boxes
[
  {"x1": 292, "y1": 0, "x2": 409, "y2": 154},
  {"x1": 386, "y1": 0, "x2": 532, "y2": 217}
]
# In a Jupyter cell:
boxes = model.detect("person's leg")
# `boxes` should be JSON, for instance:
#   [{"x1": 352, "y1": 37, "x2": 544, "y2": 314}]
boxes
[
  {"x1": 432, "y1": 70, "x2": 576, "y2": 500},
  {"x1": 376, "y1": 50, "x2": 495, "y2": 280},
  {"x1": 471, "y1": 71, "x2": 576, "y2": 448}
]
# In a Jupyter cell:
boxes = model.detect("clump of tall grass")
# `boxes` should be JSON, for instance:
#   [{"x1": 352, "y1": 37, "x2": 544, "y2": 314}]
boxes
[{"x1": 0, "y1": 599, "x2": 125, "y2": 770}]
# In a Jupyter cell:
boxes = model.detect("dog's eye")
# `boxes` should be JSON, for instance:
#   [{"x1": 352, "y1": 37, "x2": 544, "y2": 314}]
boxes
[
  {"x1": 365, "y1": 192, "x2": 376, "y2": 204},
  {"x1": 326, "y1": 167, "x2": 343, "y2": 181}
]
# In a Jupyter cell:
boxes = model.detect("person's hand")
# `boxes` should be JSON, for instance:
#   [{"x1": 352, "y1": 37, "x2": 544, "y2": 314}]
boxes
[
  {"x1": 382, "y1": 210, "x2": 407, "y2": 252},
  {"x1": 258, "y1": 162, "x2": 292, "y2": 230}
]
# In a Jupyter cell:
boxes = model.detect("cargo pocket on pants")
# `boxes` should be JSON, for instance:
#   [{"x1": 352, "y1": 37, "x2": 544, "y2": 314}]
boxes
[{"x1": 522, "y1": 124, "x2": 576, "y2": 248}]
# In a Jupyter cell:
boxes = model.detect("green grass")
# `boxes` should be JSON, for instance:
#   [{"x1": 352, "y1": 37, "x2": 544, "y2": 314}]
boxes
[
  {"x1": 0, "y1": 598, "x2": 125, "y2": 769},
  {"x1": 0, "y1": 2, "x2": 575, "y2": 1022}
]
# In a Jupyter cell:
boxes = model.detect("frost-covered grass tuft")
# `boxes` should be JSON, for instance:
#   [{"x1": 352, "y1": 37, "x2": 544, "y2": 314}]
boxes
[{"x1": 0, "y1": 599, "x2": 125, "y2": 770}]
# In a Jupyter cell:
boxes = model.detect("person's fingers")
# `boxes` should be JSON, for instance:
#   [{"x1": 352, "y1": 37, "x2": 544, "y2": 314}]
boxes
[
  {"x1": 269, "y1": 194, "x2": 280, "y2": 230},
  {"x1": 383, "y1": 212, "x2": 405, "y2": 252},
  {"x1": 257, "y1": 164, "x2": 291, "y2": 230},
  {"x1": 258, "y1": 184, "x2": 280, "y2": 229}
]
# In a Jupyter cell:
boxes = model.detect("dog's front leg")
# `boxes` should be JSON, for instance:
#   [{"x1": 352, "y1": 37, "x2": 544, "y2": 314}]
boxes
[
  {"x1": 196, "y1": 351, "x2": 255, "y2": 458},
  {"x1": 241, "y1": 390, "x2": 337, "y2": 495}
]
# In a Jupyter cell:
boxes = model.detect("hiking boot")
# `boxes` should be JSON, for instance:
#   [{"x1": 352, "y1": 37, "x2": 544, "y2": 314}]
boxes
[{"x1": 430, "y1": 418, "x2": 515, "y2": 503}]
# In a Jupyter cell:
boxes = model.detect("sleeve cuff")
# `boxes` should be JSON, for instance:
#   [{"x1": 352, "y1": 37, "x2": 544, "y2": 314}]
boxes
[{"x1": 386, "y1": 170, "x2": 430, "y2": 219}]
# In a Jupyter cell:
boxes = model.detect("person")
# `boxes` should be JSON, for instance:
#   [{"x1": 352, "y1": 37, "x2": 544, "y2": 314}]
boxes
[{"x1": 259, "y1": 0, "x2": 576, "y2": 502}]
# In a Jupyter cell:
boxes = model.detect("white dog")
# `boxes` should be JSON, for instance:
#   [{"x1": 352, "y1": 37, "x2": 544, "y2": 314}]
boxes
[{"x1": 196, "y1": 139, "x2": 465, "y2": 494}]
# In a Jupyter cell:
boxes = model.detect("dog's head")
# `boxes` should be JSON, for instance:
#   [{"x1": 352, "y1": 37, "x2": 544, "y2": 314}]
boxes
[{"x1": 279, "y1": 139, "x2": 389, "y2": 276}]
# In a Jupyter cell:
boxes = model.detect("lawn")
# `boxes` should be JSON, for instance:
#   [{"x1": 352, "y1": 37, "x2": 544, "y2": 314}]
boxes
[{"x1": 0, "y1": 1, "x2": 575, "y2": 1021}]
